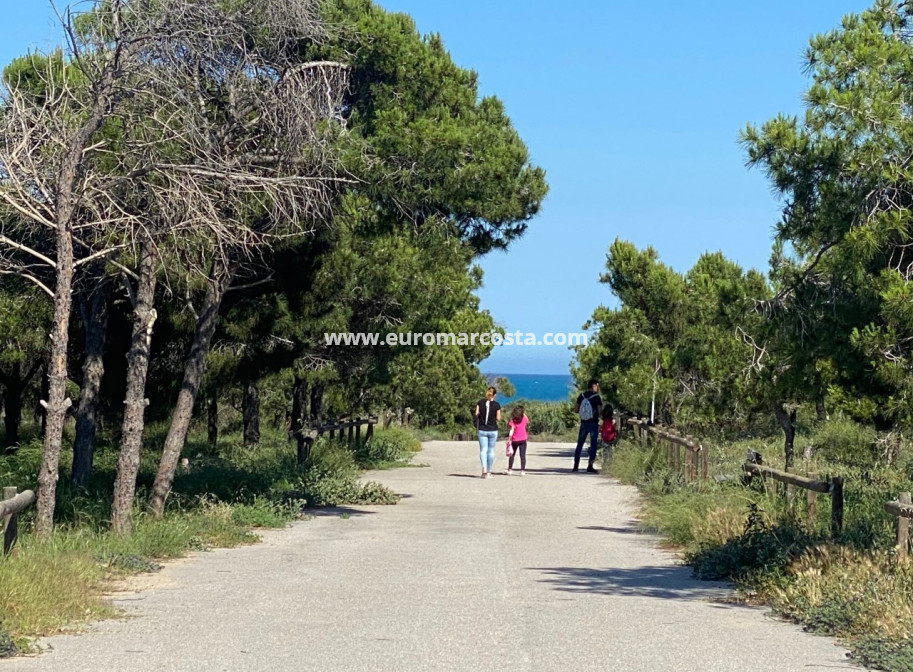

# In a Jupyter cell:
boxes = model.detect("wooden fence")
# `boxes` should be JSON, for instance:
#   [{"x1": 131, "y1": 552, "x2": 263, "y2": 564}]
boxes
[
  {"x1": 626, "y1": 418, "x2": 707, "y2": 482},
  {"x1": 1, "y1": 486, "x2": 35, "y2": 556},
  {"x1": 741, "y1": 463, "x2": 844, "y2": 537},
  {"x1": 884, "y1": 492, "x2": 913, "y2": 558},
  {"x1": 621, "y1": 414, "x2": 913, "y2": 550},
  {"x1": 292, "y1": 417, "x2": 377, "y2": 465}
]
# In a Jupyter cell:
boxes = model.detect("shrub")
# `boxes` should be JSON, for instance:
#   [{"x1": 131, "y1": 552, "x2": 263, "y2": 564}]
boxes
[
  {"x1": 354, "y1": 427, "x2": 420, "y2": 469},
  {"x1": 231, "y1": 496, "x2": 303, "y2": 528},
  {"x1": 811, "y1": 415, "x2": 878, "y2": 467}
]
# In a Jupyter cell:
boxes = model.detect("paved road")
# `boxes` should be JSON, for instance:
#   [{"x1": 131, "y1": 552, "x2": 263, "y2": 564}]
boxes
[{"x1": 3, "y1": 441, "x2": 864, "y2": 671}]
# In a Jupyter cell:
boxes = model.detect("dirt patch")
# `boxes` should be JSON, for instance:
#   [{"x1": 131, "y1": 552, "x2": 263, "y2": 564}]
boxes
[{"x1": 103, "y1": 557, "x2": 189, "y2": 597}]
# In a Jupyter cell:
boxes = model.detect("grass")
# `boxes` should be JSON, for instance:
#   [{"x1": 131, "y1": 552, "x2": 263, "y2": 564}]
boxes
[
  {"x1": 607, "y1": 416, "x2": 913, "y2": 672},
  {"x1": 0, "y1": 419, "x2": 418, "y2": 655},
  {"x1": 0, "y1": 507, "x2": 259, "y2": 654}
]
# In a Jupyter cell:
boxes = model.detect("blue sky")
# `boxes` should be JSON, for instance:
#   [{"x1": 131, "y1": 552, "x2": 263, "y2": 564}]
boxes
[{"x1": 0, "y1": 1, "x2": 874, "y2": 375}]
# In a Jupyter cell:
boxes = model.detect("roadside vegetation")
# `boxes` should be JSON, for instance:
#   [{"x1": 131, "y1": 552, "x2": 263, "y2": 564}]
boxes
[{"x1": 608, "y1": 412, "x2": 913, "y2": 671}]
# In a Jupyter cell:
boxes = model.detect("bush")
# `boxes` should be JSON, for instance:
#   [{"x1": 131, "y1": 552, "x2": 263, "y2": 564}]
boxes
[
  {"x1": 811, "y1": 415, "x2": 878, "y2": 467},
  {"x1": 514, "y1": 401, "x2": 576, "y2": 439},
  {"x1": 354, "y1": 427, "x2": 420, "y2": 469},
  {"x1": 687, "y1": 504, "x2": 818, "y2": 581},
  {"x1": 283, "y1": 439, "x2": 401, "y2": 506}
]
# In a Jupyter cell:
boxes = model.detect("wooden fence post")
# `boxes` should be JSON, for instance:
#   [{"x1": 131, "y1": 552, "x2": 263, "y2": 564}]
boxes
[
  {"x1": 830, "y1": 476, "x2": 844, "y2": 537},
  {"x1": 898, "y1": 492, "x2": 911, "y2": 559},
  {"x1": 2, "y1": 486, "x2": 19, "y2": 556},
  {"x1": 806, "y1": 474, "x2": 818, "y2": 532},
  {"x1": 764, "y1": 472, "x2": 776, "y2": 498},
  {"x1": 356, "y1": 420, "x2": 363, "y2": 446},
  {"x1": 296, "y1": 436, "x2": 313, "y2": 466},
  {"x1": 786, "y1": 484, "x2": 797, "y2": 514},
  {"x1": 366, "y1": 419, "x2": 375, "y2": 443},
  {"x1": 348, "y1": 423, "x2": 355, "y2": 445}
]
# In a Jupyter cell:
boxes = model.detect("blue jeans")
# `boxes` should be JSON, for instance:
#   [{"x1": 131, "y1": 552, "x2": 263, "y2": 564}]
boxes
[
  {"x1": 477, "y1": 430, "x2": 497, "y2": 472},
  {"x1": 574, "y1": 422, "x2": 598, "y2": 466}
]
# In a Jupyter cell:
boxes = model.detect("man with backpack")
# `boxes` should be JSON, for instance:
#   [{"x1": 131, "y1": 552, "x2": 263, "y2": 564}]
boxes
[{"x1": 572, "y1": 379, "x2": 602, "y2": 473}]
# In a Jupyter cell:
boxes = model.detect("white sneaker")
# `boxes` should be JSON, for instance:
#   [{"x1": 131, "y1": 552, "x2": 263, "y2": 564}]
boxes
[{"x1": 506, "y1": 469, "x2": 512, "y2": 475}]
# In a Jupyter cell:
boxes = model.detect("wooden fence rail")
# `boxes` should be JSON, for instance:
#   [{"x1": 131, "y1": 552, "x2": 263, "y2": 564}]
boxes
[
  {"x1": 292, "y1": 417, "x2": 378, "y2": 465},
  {"x1": 1, "y1": 486, "x2": 35, "y2": 556},
  {"x1": 623, "y1": 411, "x2": 910, "y2": 549},
  {"x1": 884, "y1": 492, "x2": 913, "y2": 558},
  {"x1": 741, "y1": 462, "x2": 844, "y2": 537},
  {"x1": 627, "y1": 418, "x2": 707, "y2": 482}
]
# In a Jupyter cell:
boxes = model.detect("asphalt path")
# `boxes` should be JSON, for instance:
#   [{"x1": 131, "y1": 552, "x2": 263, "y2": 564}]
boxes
[{"x1": 3, "y1": 441, "x2": 865, "y2": 671}]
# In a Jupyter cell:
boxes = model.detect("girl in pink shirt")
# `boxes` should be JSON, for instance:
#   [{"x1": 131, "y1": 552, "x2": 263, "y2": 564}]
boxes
[{"x1": 507, "y1": 405, "x2": 530, "y2": 475}]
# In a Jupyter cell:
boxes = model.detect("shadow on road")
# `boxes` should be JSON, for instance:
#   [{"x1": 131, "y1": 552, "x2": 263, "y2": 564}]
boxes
[
  {"x1": 515, "y1": 467, "x2": 574, "y2": 475},
  {"x1": 536, "y1": 449, "x2": 574, "y2": 458},
  {"x1": 529, "y1": 565, "x2": 734, "y2": 602},
  {"x1": 577, "y1": 524, "x2": 647, "y2": 535},
  {"x1": 309, "y1": 506, "x2": 378, "y2": 518}
]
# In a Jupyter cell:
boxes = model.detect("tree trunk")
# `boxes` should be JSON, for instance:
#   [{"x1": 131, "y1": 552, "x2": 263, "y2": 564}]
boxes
[
  {"x1": 36, "y1": 225, "x2": 75, "y2": 537},
  {"x1": 72, "y1": 283, "x2": 111, "y2": 488},
  {"x1": 150, "y1": 259, "x2": 236, "y2": 518},
  {"x1": 773, "y1": 401, "x2": 797, "y2": 470},
  {"x1": 38, "y1": 371, "x2": 50, "y2": 438},
  {"x1": 308, "y1": 383, "x2": 324, "y2": 425},
  {"x1": 207, "y1": 394, "x2": 218, "y2": 446},
  {"x1": 815, "y1": 398, "x2": 827, "y2": 423},
  {"x1": 242, "y1": 382, "x2": 260, "y2": 447},
  {"x1": 31, "y1": 34, "x2": 121, "y2": 538},
  {"x1": 112, "y1": 244, "x2": 158, "y2": 534},
  {"x1": 290, "y1": 377, "x2": 307, "y2": 435}
]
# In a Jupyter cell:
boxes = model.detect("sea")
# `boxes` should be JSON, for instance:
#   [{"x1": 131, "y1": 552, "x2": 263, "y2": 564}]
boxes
[{"x1": 485, "y1": 373, "x2": 575, "y2": 404}]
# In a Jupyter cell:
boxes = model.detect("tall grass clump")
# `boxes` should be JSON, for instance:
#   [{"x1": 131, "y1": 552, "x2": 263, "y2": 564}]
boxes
[{"x1": 354, "y1": 427, "x2": 420, "y2": 469}]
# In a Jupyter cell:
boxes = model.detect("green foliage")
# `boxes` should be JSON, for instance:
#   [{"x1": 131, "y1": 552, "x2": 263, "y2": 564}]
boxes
[
  {"x1": 742, "y1": 0, "x2": 913, "y2": 432},
  {"x1": 230, "y1": 497, "x2": 300, "y2": 528},
  {"x1": 513, "y1": 400, "x2": 577, "y2": 439},
  {"x1": 811, "y1": 414, "x2": 879, "y2": 466},
  {"x1": 0, "y1": 508, "x2": 258, "y2": 652},
  {"x1": 294, "y1": 438, "x2": 401, "y2": 506},
  {"x1": 316, "y1": 0, "x2": 548, "y2": 253},
  {"x1": 688, "y1": 506, "x2": 817, "y2": 581},
  {"x1": 852, "y1": 636, "x2": 913, "y2": 671},
  {"x1": 574, "y1": 241, "x2": 769, "y2": 431},
  {"x1": 492, "y1": 376, "x2": 515, "y2": 399},
  {"x1": 354, "y1": 427, "x2": 421, "y2": 469}
]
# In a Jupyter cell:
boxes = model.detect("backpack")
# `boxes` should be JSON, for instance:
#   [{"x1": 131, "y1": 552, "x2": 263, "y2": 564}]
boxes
[{"x1": 578, "y1": 394, "x2": 594, "y2": 421}]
